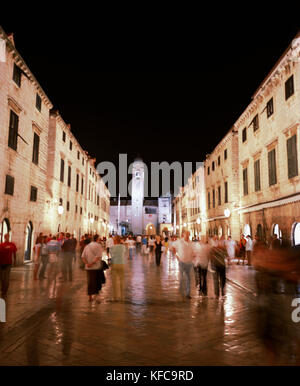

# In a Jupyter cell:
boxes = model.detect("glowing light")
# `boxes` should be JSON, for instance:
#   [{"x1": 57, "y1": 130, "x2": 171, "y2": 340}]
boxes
[
  {"x1": 183, "y1": 223, "x2": 187, "y2": 227},
  {"x1": 57, "y1": 205, "x2": 64, "y2": 215},
  {"x1": 90, "y1": 217, "x2": 94, "y2": 224},
  {"x1": 224, "y1": 208, "x2": 230, "y2": 218},
  {"x1": 196, "y1": 218, "x2": 201, "y2": 224}
]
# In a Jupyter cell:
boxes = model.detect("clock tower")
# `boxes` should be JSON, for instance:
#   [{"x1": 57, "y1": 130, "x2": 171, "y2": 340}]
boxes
[{"x1": 131, "y1": 156, "x2": 144, "y2": 235}]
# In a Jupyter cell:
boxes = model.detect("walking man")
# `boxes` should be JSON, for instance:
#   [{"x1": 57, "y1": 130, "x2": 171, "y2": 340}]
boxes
[
  {"x1": 245, "y1": 235, "x2": 253, "y2": 266},
  {"x1": 0, "y1": 234, "x2": 17, "y2": 299},
  {"x1": 61, "y1": 233, "x2": 74, "y2": 281},
  {"x1": 171, "y1": 231, "x2": 194, "y2": 299}
]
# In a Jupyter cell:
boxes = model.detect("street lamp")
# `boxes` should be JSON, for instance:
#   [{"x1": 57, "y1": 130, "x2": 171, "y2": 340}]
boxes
[
  {"x1": 196, "y1": 217, "x2": 201, "y2": 224},
  {"x1": 183, "y1": 222, "x2": 187, "y2": 227},
  {"x1": 224, "y1": 208, "x2": 231, "y2": 218},
  {"x1": 90, "y1": 217, "x2": 94, "y2": 224},
  {"x1": 58, "y1": 205, "x2": 64, "y2": 215}
]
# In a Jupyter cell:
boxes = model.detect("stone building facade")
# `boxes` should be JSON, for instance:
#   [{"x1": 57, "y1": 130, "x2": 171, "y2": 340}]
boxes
[
  {"x1": 174, "y1": 31, "x2": 300, "y2": 247},
  {"x1": 0, "y1": 26, "x2": 110, "y2": 264},
  {"x1": 204, "y1": 129, "x2": 240, "y2": 241},
  {"x1": 235, "y1": 31, "x2": 300, "y2": 246},
  {"x1": 173, "y1": 165, "x2": 206, "y2": 240}
]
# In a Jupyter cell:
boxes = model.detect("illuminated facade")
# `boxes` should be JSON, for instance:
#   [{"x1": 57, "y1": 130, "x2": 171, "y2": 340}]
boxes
[
  {"x1": 173, "y1": 165, "x2": 206, "y2": 240},
  {"x1": 235, "y1": 32, "x2": 300, "y2": 246},
  {"x1": 174, "y1": 31, "x2": 300, "y2": 246},
  {"x1": 0, "y1": 27, "x2": 110, "y2": 264}
]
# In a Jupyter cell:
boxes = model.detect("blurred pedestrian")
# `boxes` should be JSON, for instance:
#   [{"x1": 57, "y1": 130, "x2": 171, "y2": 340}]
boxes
[
  {"x1": 154, "y1": 235, "x2": 163, "y2": 266},
  {"x1": 193, "y1": 241, "x2": 210, "y2": 296},
  {"x1": 210, "y1": 241, "x2": 227, "y2": 299},
  {"x1": 33, "y1": 235, "x2": 43, "y2": 280},
  {"x1": 81, "y1": 234, "x2": 103, "y2": 302},
  {"x1": 238, "y1": 235, "x2": 246, "y2": 265},
  {"x1": 141, "y1": 235, "x2": 148, "y2": 255},
  {"x1": 46, "y1": 236, "x2": 61, "y2": 281},
  {"x1": 38, "y1": 235, "x2": 49, "y2": 279},
  {"x1": 245, "y1": 235, "x2": 253, "y2": 266},
  {"x1": 226, "y1": 236, "x2": 236, "y2": 265},
  {"x1": 172, "y1": 231, "x2": 194, "y2": 299},
  {"x1": 110, "y1": 235, "x2": 126, "y2": 301},
  {"x1": 61, "y1": 233, "x2": 74, "y2": 281},
  {"x1": 0, "y1": 234, "x2": 17, "y2": 298}
]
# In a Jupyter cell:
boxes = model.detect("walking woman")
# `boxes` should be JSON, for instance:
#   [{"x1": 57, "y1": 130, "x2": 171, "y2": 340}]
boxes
[
  {"x1": 154, "y1": 235, "x2": 163, "y2": 266},
  {"x1": 46, "y1": 236, "x2": 61, "y2": 281},
  {"x1": 81, "y1": 234, "x2": 103, "y2": 302},
  {"x1": 110, "y1": 235, "x2": 126, "y2": 301},
  {"x1": 33, "y1": 236, "x2": 43, "y2": 280}
]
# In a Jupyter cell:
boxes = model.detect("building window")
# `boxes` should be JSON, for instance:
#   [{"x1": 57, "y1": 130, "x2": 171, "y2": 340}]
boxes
[
  {"x1": 212, "y1": 162, "x2": 215, "y2": 171},
  {"x1": 75, "y1": 205, "x2": 78, "y2": 213},
  {"x1": 218, "y1": 186, "x2": 221, "y2": 205},
  {"x1": 81, "y1": 178, "x2": 84, "y2": 195},
  {"x1": 208, "y1": 192, "x2": 210, "y2": 209},
  {"x1": 287, "y1": 135, "x2": 298, "y2": 179},
  {"x1": 32, "y1": 132, "x2": 40, "y2": 165},
  {"x1": 80, "y1": 207, "x2": 83, "y2": 215},
  {"x1": 242, "y1": 127, "x2": 247, "y2": 142},
  {"x1": 67, "y1": 201, "x2": 70, "y2": 211},
  {"x1": 254, "y1": 159, "x2": 261, "y2": 192},
  {"x1": 82, "y1": 158, "x2": 84, "y2": 166},
  {"x1": 5, "y1": 175, "x2": 14, "y2": 196},
  {"x1": 8, "y1": 110, "x2": 19, "y2": 151},
  {"x1": 224, "y1": 149, "x2": 227, "y2": 160},
  {"x1": 213, "y1": 190, "x2": 215, "y2": 208},
  {"x1": 68, "y1": 166, "x2": 71, "y2": 187},
  {"x1": 266, "y1": 98, "x2": 273, "y2": 118},
  {"x1": 13, "y1": 63, "x2": 21, "y2": 87},
  {"x1": 69, "y1": 141, "x2": 72, "y2": 151},
  {"x1": 253, "y1": 114, "x2": 259, "y2": 131},
  {"x1": 224, "y1": 181, "x2": 228, "y2": 203},
  {"x1": 36, "y1": 94, "x2": 42, "y2": 112},
  {"x1": 76, "y1": 174, "x2": 79, "y2": 192},
  {"x1": 59, "y1": 198, "x2": 63, "y2": 205},
  {"x1": 77, "y1": 151, "x2": 80, "y2": 160},
  {"x1": 97, "y1": 195, "x2": 100, "y2": 206},
  {"x1": 268, "y1": 148, "x2": 277, "y2": 186},
  {"x1": 218, "y1": 156, "x2": 221, "y2": 166},
  {"x1": 207, "y1": 166, "x2": 210, "y2": 175},
  {"x1": 285, "y1": 75, "x2": 294, "y2": 100},
  {"x1": 60, "y1": 158, "x2": 65, "y2": 182},
  {"x1": 62, "y1": 131, "x2": 66, "y2": 142},
  {"x1": 30, "y1": 186, "x2": 38, "y2": 202},
  {"x1": 243, "y1": 168, "x2": 248, "y2": 195}
]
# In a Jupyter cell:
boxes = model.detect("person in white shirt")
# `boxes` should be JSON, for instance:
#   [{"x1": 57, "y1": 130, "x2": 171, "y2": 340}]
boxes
[
  {"x1": 245, "y1": 235, "x2": 253, "y2": 266},
  {"x1": 171, "y1": 231, "x2": 194, "y2": 298},
  {"x1": 106, "y1": 235, "x2": 114, "y2": 257},
  {"x1": 126, "y1": 236, "x2": 136, "y2": 260},
  {"x1": 193, "y1": 241, "x2": 210, "y2": 296},
  {"x1": 81, "y1": 234, "x2": 103, "y2": 302},
  {"x1": 226, "y1": 236, "x2": 236, "y2": 265}
]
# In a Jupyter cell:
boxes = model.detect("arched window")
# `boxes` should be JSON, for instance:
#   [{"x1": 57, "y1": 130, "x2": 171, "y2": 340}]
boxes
[
  {"x1": 272, "y1": 224, "x2": 282, "y2": 240},
  {"x1": 292, "y1": 222, "x2": 300, "y2": 247},
  {"x1": 24, "y1": 221, "x2": 33, "y2": 261},
  {"x1": 0, "y1": 218, "x2": 11, "y2": 242}
]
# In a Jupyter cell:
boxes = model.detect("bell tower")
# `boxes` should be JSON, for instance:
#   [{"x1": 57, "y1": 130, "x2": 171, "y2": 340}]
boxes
[{"x1": 131, "y1": 156, "x2": 144, "y2": 235}]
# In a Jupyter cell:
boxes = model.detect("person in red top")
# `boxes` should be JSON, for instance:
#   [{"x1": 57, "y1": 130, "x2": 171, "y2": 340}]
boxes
[{"x1": 0, "y1": 233, "x2": 17, "y2": 298}]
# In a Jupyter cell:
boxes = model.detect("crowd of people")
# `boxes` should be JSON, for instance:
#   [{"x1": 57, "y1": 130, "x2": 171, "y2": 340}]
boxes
[{"x1": 1, "y1": 230, "x2": 300, "y2": 306}]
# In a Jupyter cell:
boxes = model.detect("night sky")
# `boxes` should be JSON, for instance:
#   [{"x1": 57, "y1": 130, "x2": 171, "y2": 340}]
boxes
[{"x1": 1, "y1": 17, "x2": 300, "y2": 196}]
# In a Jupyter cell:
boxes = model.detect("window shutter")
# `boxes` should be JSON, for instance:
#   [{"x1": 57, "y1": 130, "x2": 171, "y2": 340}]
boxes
[
  {"x1": 268, "y1": 149, "x2": 277, "y2": 186},
  {"x1": 8, "y1": 110, "x2": 19, "y2": 150},
  {"x1": 254, "y1": 159, "x2": 261, "y2": 191},
  {"x1": 287, "y1": 135, "x2": 298, "y2": 179}
]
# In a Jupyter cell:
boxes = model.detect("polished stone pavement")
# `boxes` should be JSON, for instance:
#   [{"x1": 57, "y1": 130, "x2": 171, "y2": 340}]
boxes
[{"x1": 0, "y1": 250, "x2": 300, "y2": 366}]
